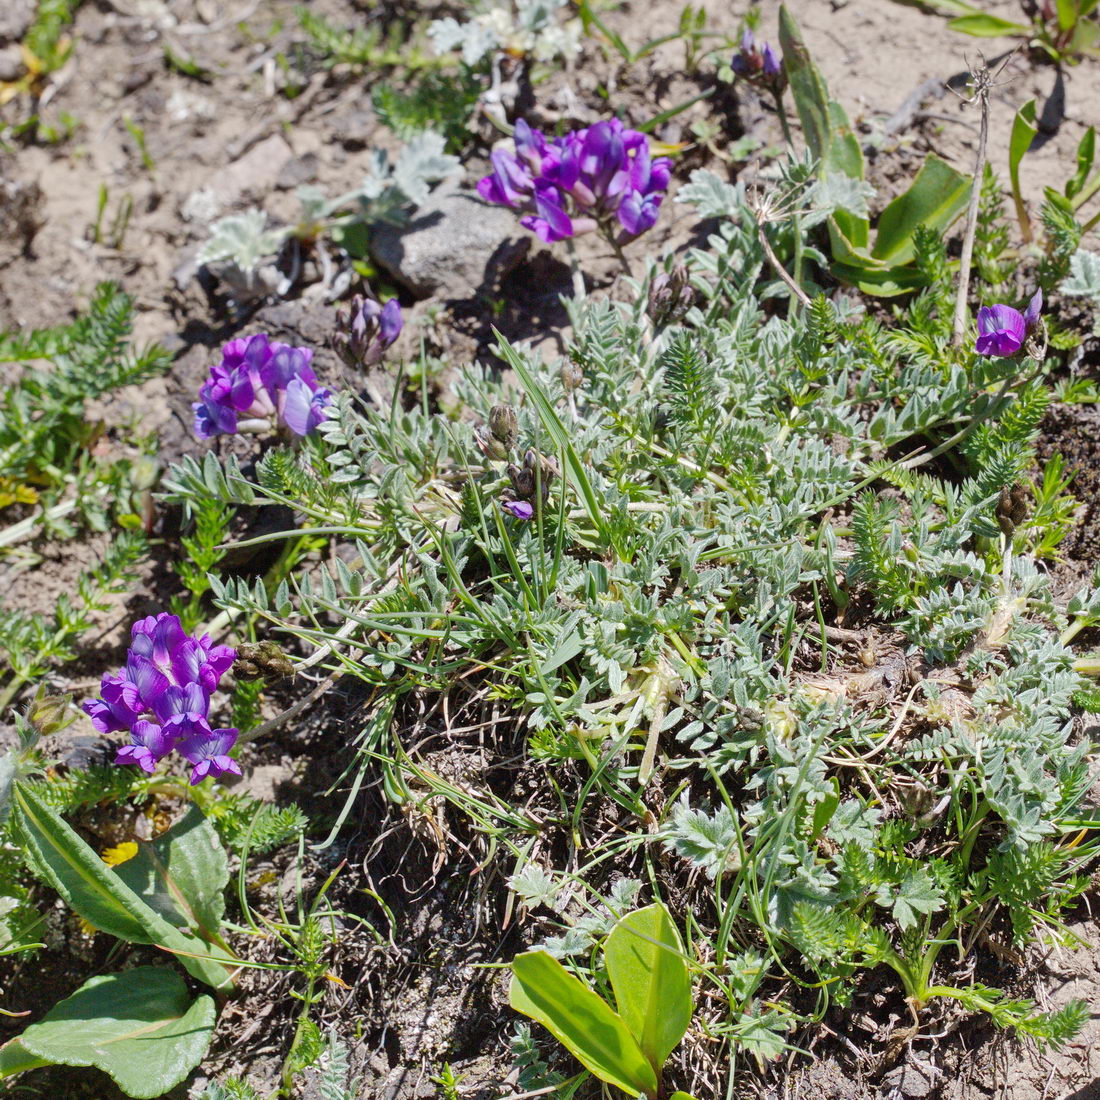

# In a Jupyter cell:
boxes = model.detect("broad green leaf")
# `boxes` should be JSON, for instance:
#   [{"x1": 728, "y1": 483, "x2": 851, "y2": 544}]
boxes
[
  {"x1": 10, "y1": 785, "x2": 235, "y2": 990},
  {"x1": 6, "y1": 968, "x2": 215, "y2": 1099},
  {"x1": 872, "y1": 154, "x2": 971, "y2": 263},
  {"x1": 830, "y1": 262, "x2": 935, "y2": 297},
  {"x1": 1067, "y1": 127, "x2": 1095, "y2": 199},
  {"x1": 605, "y1": 902, "x2": 693, "y2": 1074},
  {"x1": 671, "y1": 1094, "x2": 701, "y2": 1100},
  {"x1": 947, "y1": 13, "x2": 1030, "y2": 35},
  {"x1": 510, "y1": 950, "x2": 658, "y2": 1096},
  {"x1": 778, "y1": 6, "x2": 830, "y2": 163},
  {"x1": 826, "y1": 101, "x2": 869, "y2": 248},
  {"x1": 0, "y1": 1040, "x2": 48, "y2": 1078},
  {"x1": 114, "y1": 805, "x2": 228, "y2": 939},
  {"x1": 1055, "y1": 0, "x2": 1077, "y2": 31},
  {"x1": 1009, "y1": 100, "x2": 1038, "y2": 240}
]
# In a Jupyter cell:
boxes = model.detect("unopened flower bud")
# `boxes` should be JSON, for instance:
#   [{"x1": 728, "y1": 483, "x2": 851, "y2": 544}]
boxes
[
  {"x1": 647, "y1": 263, "x2": 694, "y2": 327},
  {"x1": 488, "y1": 405, "x2": 519, "y2": 452},
  {"x1": 475, "y1": 424, "x2": 509, "y2": 462},
  {"x1": 561, "y1": 361, "x2": 584, "y2": 393},
  {"x1": 233, "y1": 641, "x2": 295, "y2": 683},
  {"x1": 332, "y1": 292, "x2": 403, "y2": 370},
  {"x1": 28, "y1": 691, "x2": 76, "y2": 737}
]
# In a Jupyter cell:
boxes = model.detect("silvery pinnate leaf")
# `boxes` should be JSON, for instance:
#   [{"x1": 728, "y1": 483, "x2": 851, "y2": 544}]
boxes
[
  {"x1": 1061, "y1": 249, "x2": 1100, "y2": 302},
  {"x1": 675, "y1": 168, "x2": 744, "y2": 220},
  {"x1": 508, "y1": 864, "x2": 564, "y2": 910},
  {"x1": 391, "y1": 131, "x2": 461, "y2": 208},
  {"x1": 427, "y1": 16, "x2": 499, "y2": 65},
  {"x1": 199, "y1": 208, "x2": 289, "y2": 271},
  {"x1": 806, "y1": 175, "x2": 876, "y2": 227}
]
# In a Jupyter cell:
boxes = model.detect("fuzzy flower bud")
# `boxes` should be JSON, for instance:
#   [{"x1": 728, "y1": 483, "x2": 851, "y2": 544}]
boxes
[
  {"x1": 488, "y1": 405, "x2": 519, "y2": 453},
  {"x1": 561, "y1": 360, "x2": 584, "y2": 393},
  {"x1": 647, "y1": 263, "x2": 694, "y2": 327},
  {"x1": 332, "y1": 293, "x2": 403, "y2": 370}
]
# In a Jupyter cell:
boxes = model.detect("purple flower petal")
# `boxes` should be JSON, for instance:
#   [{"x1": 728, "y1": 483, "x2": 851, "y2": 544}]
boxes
[
  {"x1": 1022, "y1": 288, "x2": 1043, "y2": 329},
  {"x1": 975, "y1": 304, "x2": 1026, "y2": 357},
  {"x1": 502, "y1": 500, "x2": 535, "y2": 520},
  {"x1": 379, "y1": 298, "x2": 403, "y2": 346}
]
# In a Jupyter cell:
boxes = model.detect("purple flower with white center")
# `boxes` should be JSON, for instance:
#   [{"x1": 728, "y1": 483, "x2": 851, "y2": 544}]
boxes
[
  {"x1": 975, "y1": 290, "x2": 1043, "y2": 358},
  {"x1": 501, "y1": 500, "x2": 535, "y2": 520},
  {"x1": 177, "y1": 725, "x2": 242, "y2": 785},
  {"x1": 477, "y1": 117, "x2": 672, "y2": 248},
  {"x1": 332, "y1": 293, "x2": 403, "y2": 370},
  {"x1": 193, "y1": 333, "x2": 332, "y2": 439},
  {"x1": 82, "y1": 612, "x2": 240, "y2": 783}
]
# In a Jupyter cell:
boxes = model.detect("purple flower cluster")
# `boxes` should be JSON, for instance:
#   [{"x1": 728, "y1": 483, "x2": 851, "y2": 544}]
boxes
[
  {"x1": 477, "y1": 118, "x2": 672, "y2": 244},
  {"x1": 731, "y1": 28, "x2": 784, "y2": 87},
  {"x1": 83, "y1": 613, "x2": 241, "y2": 785},
  {"x1": 975, "y1": 290, "x2": 1042, "y2": 358},
  {"x1": 193, "y1": 333, "x2": 332, "y2": 440}
]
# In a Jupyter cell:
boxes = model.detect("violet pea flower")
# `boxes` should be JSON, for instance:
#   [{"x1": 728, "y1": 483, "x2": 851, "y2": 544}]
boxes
[
  {"x1": 193, "y1": 333, "x2": 332, "y2": 439},
  {"x1": 975, "y1": 290, "x2": 1042, "y2": 358},
  {"x1": 82, "y1": 612, "x2": 241, "y2": 784},
  {"x1": 501, "y1": 500, "x2": 535, "y2": 520},
  {"x1": 177, "y1": 725, "x2": 243, "y2": 785}
]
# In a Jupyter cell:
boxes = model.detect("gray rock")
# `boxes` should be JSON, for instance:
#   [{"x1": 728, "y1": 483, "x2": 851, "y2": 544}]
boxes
[
  {"x1": 0, "y1": 0, "x2": 34, "y2": 44},
  {"x1": 0, "y1": 44, "x2": 23, "y2": 82},
  {"x1": 370, "y1": 188, "x2": 530, "y2": 301},
  {"x1": 276, "y1": 151, "x2": 319, "y2": 190}
]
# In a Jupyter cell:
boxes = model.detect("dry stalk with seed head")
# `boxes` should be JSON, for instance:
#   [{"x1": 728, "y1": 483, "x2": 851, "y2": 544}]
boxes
[
  {"x1": 951, "y1": 52, "x2": 1016, "y2": 348},
  {"x1": 747, "y1": 185, "x2": 812, "y2": 308}
]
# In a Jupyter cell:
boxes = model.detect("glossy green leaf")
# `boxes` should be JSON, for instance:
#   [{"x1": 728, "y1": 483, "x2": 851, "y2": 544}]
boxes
[
  {"x1": 1009, "y1": 100, "x2": 1038, "y2": 240},
  {"x1": 3, "y1": 968, "x2": 215, "y2": 1098},
  {"x1": 1067, "y1": 127, "x2": 1095, "y2": 199},
  {"x1": 0, "y1": 1040, "x2": 47, "y2": 1078},
  {"x1": 778, "y1": 6, "x2": 831, "y2": 165},
  {"x1": 947, "y1": 13, "x2": 1030, "y2": 35},
  {"x1": 605, "y1": 902, "x2": 693, "y2": 1074},
  {"x1": 1055, "y1": 0, "x2": 1077, "y2": 31},
  {"x1": 872, "y1": 154, "x2": 971, "y2": 263},
  {"x1": 114, "y1": 805, "x2": 228, "y2": 939},
  {"x1": 10, "y1": 784, "x2": 235, "y2": 990},
  {"x1": 510, "y1": 950, "x2": 658, "y2": 1097},
  {"x1": 671, "y1": 1094, "x2": 701, "y2": 1100}
]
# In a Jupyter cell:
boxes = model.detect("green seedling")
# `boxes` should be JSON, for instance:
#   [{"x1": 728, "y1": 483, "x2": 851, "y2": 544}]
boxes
[
  {"x1": 779, "y1": 5, "x2": 971, "y2": 294},
  {"x1": 510, "y1": 902, "x2": 697, "y2": 1100}
]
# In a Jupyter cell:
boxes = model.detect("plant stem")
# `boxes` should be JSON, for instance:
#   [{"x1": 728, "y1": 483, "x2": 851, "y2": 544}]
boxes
[
  {"x1": 565, "y1": 236, "x2": 586, "y2": 298},
  {"x1": 756, "y1": 221, "x2": 811, "y2": 308},
  {"x1": 952, "y1": 64, "x2": 991, "y2": 348},
  {"x1": 773, "y1": 89, "x2": 794, "y2": 150}
]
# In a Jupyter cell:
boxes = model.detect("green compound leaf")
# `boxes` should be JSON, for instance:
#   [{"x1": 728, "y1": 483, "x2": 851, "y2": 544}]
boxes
[
  {"x1": 510, "y1": 950, "x2": 658, "y2": 1097},
  {"x1": 2, "y1": 968, "x2": 215, "y2": 1098},
  {"x1": 604, "y1": 902, "x2": 693, "y2": 1074},
  {"x1": 10, "y1": 784, "x2": 235, "y2": 990}
]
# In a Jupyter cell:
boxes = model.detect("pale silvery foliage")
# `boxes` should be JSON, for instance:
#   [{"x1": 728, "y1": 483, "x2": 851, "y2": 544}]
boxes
[{"x1": 429, "y1": 0, "x2": 581, "y2": 65}]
